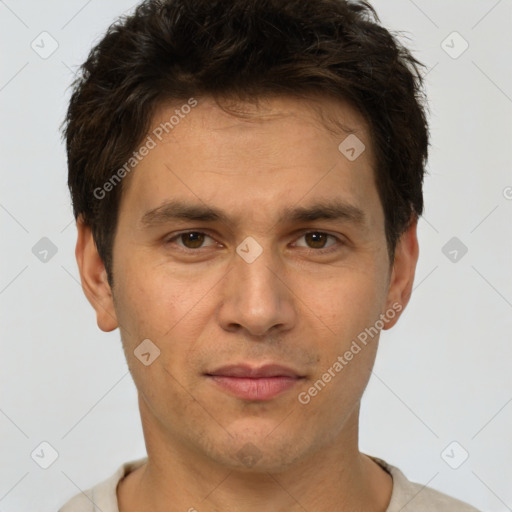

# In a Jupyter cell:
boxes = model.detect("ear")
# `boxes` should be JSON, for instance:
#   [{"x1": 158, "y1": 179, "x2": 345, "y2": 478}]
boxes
[
  {"x1": 75, "y1": 217, "x2": 118, "y2": 332},
  {"x1": 382, "y1": 216, "x2": 419, "y2": 330}
]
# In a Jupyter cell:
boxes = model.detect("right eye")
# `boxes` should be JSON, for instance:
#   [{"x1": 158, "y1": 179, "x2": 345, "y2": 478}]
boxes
[{"x1": 165, "y1": 231, "x2": 218, "y2": 250}]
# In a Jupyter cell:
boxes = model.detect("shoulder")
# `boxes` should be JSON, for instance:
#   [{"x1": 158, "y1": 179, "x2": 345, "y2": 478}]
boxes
[
  {"x1": 369, "y1": 456, "x2": 482, "y2": 512},
  {"x1": 58, "y1": 457, "x2": 148, "y2": 512}
]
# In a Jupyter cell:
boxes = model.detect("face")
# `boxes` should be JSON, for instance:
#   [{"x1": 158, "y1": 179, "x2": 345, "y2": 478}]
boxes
[{"x1": 77, "y1": 95, "x2": 418, "y2": 472}]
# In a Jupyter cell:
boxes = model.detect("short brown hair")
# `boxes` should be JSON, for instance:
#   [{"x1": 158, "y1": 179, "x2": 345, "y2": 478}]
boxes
[{"x1": 64, "y1": 0, "x2": 429, "y2": 282}]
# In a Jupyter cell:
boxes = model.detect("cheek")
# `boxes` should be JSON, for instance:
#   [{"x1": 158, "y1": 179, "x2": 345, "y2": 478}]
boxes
[
  {"x1": 113, "y1": 256, "x2": 223, "y2": 354},
  {"x1": 112, "y1": 261, "x2": 177, "y2": 348},
  {"x1": 292, "y1": 264, "x2": 386, "y2": 340}
]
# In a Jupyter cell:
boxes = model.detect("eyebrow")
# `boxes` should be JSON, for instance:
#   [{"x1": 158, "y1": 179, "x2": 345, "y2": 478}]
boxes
[{"x1": 139, "y1": 199, "x2": 368, "y2": 230}]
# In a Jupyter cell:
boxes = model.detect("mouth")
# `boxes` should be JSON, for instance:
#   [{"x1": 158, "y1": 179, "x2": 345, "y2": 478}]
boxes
[{"x1": 205, "y1": 364, "x2": 305, "y2": 401}]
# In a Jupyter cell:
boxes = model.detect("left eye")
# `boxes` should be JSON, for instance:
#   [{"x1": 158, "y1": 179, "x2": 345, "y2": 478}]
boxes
[{"x1": 294, "y1": 232, "x2": 338, "y2": 249}]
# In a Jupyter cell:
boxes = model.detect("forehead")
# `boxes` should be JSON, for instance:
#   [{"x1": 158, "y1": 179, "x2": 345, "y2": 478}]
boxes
[
  {"x1": 119, "y1": 95, "x2": 382, "y2": 230},
  {"x1": 151, "y1": 94, "x2": 371, "y2": 152}
]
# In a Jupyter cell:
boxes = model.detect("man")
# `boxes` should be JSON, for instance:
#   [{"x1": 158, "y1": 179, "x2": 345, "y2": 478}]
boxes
[{"x1": 59, "y1": 0, "x2": 481, "y2": 510}]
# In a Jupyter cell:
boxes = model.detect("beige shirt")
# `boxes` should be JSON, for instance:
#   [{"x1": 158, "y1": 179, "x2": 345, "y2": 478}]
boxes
[{"x1": 59, "y1": 455, "x2": 481, "y2": 511}]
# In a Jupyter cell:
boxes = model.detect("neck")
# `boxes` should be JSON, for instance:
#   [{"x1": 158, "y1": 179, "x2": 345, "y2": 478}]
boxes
[{"x1": 118, "y1": 398, "x2": 392, "y2": 512}]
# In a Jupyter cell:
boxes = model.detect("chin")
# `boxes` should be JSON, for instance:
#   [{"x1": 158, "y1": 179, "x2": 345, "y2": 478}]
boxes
[{"x1": 206, "y1": 426, "x2": 312, "y2": 473}]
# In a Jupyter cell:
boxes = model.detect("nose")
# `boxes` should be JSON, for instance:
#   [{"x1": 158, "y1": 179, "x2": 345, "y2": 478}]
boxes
[{"x1": 216, "y1": 242, "x2": 297, "y2": 338}]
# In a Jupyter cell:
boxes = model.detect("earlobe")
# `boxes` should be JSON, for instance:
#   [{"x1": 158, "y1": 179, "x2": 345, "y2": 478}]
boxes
[
  {"x1": 75, "y1": 217, "x2": 118, "y2": 332},
  {"x1": 382, "y1": 217, "x2": 420, "y2": 330}
]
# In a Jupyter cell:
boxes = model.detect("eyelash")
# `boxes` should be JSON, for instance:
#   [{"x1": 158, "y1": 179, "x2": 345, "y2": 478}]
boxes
[{"x1": 164, "y1": 230, "x2": 344, "y2": 254}]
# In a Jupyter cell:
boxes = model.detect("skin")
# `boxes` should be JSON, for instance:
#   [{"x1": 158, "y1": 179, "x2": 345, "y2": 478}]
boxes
[{"x1": 76, "y1": 95, "x2": 419, "y2": 512}]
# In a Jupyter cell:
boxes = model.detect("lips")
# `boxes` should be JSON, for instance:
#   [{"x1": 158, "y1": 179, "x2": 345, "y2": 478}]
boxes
[
  {"x1": 205, "y1": 364, "x2": 304, "y2": 401},
  {"x1": 207, "y1": 364, "x2": 302, "y2": 379}
]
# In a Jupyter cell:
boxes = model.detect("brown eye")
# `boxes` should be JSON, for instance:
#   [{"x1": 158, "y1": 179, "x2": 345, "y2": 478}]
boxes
[
  {"x1": 293, "y1": 231, "x2": 340, "y2": 252},
  {"x1": 180, "y1": 232, "x2": 206, "y2": 249},
  {"x1": 166, "y1": 231, "x2": 218, "y2": 252},
  {"x1": 304, "y1": 232, "x2": 330, "y2": 249}
]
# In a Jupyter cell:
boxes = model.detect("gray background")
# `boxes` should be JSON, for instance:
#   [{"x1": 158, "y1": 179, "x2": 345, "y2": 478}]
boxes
[{"x1": 0, "y1": 0, "x2": 511, "y2": 510}]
